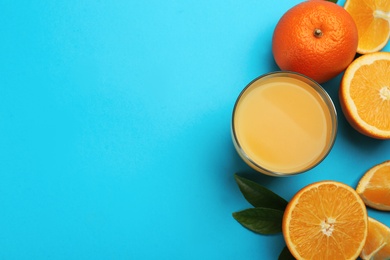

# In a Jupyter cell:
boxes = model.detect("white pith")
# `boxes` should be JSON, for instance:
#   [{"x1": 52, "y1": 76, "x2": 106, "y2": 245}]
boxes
[
  {"x1": 374, "y1": 10, "x2": 390, "y2": 22},
  {"x1": 321, "y1": 217, "x2": 336, "y2": 236},
  {"x1": 380, "y1": 86, "x2": 390, "y2": 100}
]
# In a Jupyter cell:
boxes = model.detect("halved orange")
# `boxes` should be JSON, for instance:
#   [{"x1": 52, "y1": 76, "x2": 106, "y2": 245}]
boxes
[
  {"x1": 344, "y1": 0, "x2": 390, "y2": 54},
  {"x1": 282, "y1": 181, "x2": 368, "y2": 260},
  {"x1": 360, "y1": 217, "x2": 390, "y2": 260},
  {"x1": 339, "y1": 52, "x2": 390, "y2": 139},
  {"x1": 356, "y1": 160, "x2": 390, "y2": 211}
]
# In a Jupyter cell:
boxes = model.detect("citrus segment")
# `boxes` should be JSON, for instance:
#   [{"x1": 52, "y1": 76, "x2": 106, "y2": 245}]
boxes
[
  {"x1": 272, "y1": 0, "x2": 358, "y2": 83},
  {"x1": 282, "y1": 181, "x2": 368, "y2": 260},
  {"x1": 339, "y1": 52, "x2": 390, "y2": 139},
  {"x1": 361, "y1": 217, "x2": 390, "y2": 260},
  {"x1": 356, "y1": 160, "x2": 390, "y2": 211},
  {"x1": 344, "y1": 0, "x2": 390, "y2": 54}
]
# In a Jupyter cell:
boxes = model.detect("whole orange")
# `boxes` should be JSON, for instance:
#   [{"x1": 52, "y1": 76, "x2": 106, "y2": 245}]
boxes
[{"x1": 272, "y1": 0, "x2": 358, "y2": 83}]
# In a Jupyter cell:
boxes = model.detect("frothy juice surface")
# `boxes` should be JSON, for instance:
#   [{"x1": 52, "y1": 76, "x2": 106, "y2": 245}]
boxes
[{"x1": 233, "y1": 76, "x2": 334, "y2": 174}]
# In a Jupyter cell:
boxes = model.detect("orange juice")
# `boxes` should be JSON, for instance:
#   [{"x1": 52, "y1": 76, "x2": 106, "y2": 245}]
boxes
[{"x1": 232, "y1": 72, "x2": 337, "y2": 176}]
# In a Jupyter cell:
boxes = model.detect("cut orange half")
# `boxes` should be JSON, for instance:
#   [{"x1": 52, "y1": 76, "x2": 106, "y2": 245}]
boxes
[
  {"x1": 282, "y1": 181, "x2": 368, "y2": 260},
  {"x1": 356, "y1": 160, "x2": 390, "y2": 211},
  {"x1": 339, "y1": 52, "x2": 390, "y2": 139},
  {"x1": 344, "y1": 0, "x2": 390, "y2": 54},
  {"x1": 360, "y1": 217, "x2": 390, "y2": 260}
]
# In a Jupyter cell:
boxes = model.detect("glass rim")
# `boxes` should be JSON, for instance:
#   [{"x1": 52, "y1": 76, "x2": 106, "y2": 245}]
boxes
[{"x1": 231, "y1": 71, "x2": 338, "y2": 176}]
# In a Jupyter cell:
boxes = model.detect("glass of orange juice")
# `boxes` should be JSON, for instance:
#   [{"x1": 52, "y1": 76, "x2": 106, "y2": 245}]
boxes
[{"x1": 232, "y1": 71, "x2": 337, "y2": 176}]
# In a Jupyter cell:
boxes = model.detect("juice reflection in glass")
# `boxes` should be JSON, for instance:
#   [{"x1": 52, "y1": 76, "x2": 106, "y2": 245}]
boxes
[{"x1": 232, "y1": 72, "x2": 337, "y2": 176}]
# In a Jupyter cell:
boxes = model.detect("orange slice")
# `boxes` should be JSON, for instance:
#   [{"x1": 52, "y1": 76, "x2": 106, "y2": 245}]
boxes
[
  {"x1": 356, "y1": 160, "x2": 390, "y2": 211},
  {"x1": 344, "y1": 0, "x2": 390, "y2": 54},
  {"x1": 360, "y1": 217, "x2": 390, "y2": 260},
  {"x1": 339, "y1": 52, "x2": 390, "y2": 139},
  {"x1": 282, "y1": 181, "x2": 368, "y2": 260}
]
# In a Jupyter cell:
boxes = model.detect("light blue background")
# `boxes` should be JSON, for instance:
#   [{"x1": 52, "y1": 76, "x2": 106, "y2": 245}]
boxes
[{"x1": 1, "y1": 0, "x2": 389, "y2": 259}]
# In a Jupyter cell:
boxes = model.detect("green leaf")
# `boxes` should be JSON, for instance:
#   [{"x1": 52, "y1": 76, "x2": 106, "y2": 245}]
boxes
[
  {"x1": 278, "y1": 246, "x2": 295, "y2": 260},
  {"x1": 232, "y1": 207, "x2": 284, "y2": 234},
  {"x1": 234, "y1": 174, "x2": 288, "y2": 210},
  {"x1": 326, "y1": 0, "x2": 338, "y2": 3}
]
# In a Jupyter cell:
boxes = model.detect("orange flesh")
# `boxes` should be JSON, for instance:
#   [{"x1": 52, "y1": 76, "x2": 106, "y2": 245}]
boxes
[
  {"x1": 284, "y1": 182, "x2": 367, "y2": 259},
  {"x1": 344, "y1": 0, "x2": 390, "y2": 53},
  {"x1": 361, "y1": 166, "x2": 390, "y2": 207},
  {"x1": 339, "y1": 52, "x2": 390, "y2": 139},
  {"x1": 350, "y1": 59, "x2": 390, "y2": 131},
  {"x1": 361, "y1": 217, "x2": 390, "y2": 260}
]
